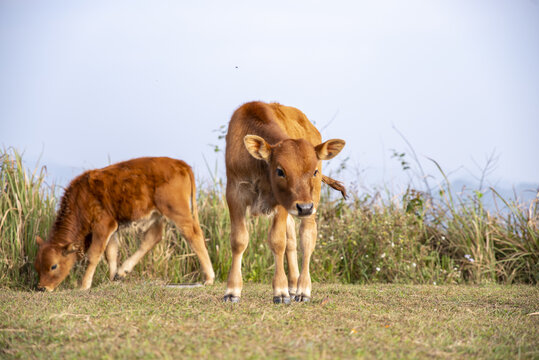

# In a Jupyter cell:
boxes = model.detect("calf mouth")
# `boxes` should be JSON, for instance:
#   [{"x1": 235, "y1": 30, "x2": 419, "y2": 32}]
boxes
[{"x1": 36, "y1": 285, "x2": 54, "y2": 292}]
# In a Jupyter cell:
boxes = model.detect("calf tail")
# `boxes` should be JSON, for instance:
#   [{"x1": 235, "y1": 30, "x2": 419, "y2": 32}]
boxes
[
  {"x1": 187, "y1": 167, "x2": 200, "y2": 222},
  {"x1": 322, "y1": 175, "x2": 347, "y2": 199}
]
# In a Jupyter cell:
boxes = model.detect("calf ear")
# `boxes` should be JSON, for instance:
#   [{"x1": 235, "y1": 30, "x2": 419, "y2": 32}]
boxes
[
  {"x1": 244, "y1": 135, "x2": 272, "y2": 162},
  {"x1": 36, "y1": 236, "x2": 45, "y2": 247},
  {"x1": 63, "y1": 243, "x2": 80, "y2": 255},
  {"x1": 315, "y1": 139, "x2": 346, "y2": 160}
]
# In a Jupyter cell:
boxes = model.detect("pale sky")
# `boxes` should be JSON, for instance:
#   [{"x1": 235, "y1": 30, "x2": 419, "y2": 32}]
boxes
[{"x1": 1, "y1": 1, "x2": 538, "y2": 191}]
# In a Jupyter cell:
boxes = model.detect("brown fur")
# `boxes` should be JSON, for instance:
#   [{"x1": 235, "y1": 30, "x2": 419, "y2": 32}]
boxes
[
  {"x1": 223, "y1": 101, "x2": 346, "y2": 303},
  {"x1": 34, "y1": 157, "x2": 214, "y2": 291}
]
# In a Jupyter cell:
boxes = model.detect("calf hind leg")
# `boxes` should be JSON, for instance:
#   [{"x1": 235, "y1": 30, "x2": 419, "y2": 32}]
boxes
[
  {"x1": 172, "y1": 216, "x2": 215, "y2": 285},
  {"x1": 115, "y1": 219, "x2": 164, "y2": 280},
  {"x1": 105, "y1": 234, "x2": 119, "y2": 280}
]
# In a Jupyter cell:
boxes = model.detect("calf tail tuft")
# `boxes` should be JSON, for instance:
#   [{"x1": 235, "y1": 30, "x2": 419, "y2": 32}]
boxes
[{"x1": 322, "y1": 175, "x2": 347, "y2": 199}]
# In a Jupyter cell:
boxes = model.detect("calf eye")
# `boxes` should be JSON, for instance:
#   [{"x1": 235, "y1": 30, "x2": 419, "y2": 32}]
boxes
[
  {"x1": 313, "y1": 169, "x2": 319, "y2": 177},
  {"x1": 51, "y1": 264, "x2": 58, "y2": 270},
  {"x1": 276, "y1": 168, "x2": 285, "y2": 178}
]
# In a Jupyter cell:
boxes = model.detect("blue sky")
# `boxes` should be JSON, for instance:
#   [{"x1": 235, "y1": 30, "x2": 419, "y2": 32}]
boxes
[{"x1": 1, "y1": 1, "x2": 538, "y2": 192}]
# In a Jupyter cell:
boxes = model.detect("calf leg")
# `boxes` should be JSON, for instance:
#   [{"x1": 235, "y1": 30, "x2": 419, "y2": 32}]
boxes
[
  {"x1": 105, "y1": 233, "x2": 119, "y2": 280},
  {"x1": 168, "y1": 213, "x2": 215, "y2": 285},
  {"x1": 156, "y1": 177, "x2": 215, "y2": 286},
  {"x1": 81, "y1": 219, "x2": 117, "y2": 290},
  {"x1": 269, "y1": 208, "x2": 291, "y2": 304},
  {"x1": 285, "y1": 214, "x2": 299, "y2": 297},
  {"x1": 224, "y1": 193, "x2": 248, "y2": 302},
  {"x1": 295, "y1": 216, "x2": 317, "y2": 302},
  {"x1": 116, "y1": 219, "x2": 164, "y2": 280}
]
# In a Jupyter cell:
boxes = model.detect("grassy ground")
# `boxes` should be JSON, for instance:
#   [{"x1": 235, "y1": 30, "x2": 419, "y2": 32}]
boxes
[
  {"x1": 1, "y1": 149, "x2": 538, "y2": 359},
  {"x1": 1, "y1": 282, "x2": 537, "y2": 359}
]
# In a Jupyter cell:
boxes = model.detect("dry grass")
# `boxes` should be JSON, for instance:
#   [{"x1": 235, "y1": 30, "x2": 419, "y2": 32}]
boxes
[
  {"x1": 1, "y1": 149, "x2": 538, "y2": 359},
  {"x1": 0, "y1": 282, "x2": 537, "y2": 359}
]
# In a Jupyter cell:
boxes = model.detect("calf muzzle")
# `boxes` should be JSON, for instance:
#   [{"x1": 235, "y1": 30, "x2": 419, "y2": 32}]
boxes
[{"x1": 296, "y1": 202, "x2": 314, "y2": 216}]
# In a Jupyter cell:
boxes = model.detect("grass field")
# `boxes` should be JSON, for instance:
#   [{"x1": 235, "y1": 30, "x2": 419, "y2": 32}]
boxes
[
  {"x1": 1, "y1": 149, "x2": 538, "y2": 359},
  {"x1": 0, "y1": 282, "x2": 537, "y2": 359}
]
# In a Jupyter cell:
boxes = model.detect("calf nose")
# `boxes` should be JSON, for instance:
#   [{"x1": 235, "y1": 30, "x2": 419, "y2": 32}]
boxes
[
  {"x1": 296, "y1": 202, "x2": 314, "y2": 216},
  {"x1": 36, "y1": 287, "x2": 46, "y2": 292}
]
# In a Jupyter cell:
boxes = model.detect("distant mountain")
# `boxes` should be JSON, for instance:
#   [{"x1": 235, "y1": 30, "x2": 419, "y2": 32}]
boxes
[
  {"x1": 441, "y1": 178, "x2": 538, "y2": 210},
  {"x1": 37, "y1": 160, "x2": 538, "y2": 211}
]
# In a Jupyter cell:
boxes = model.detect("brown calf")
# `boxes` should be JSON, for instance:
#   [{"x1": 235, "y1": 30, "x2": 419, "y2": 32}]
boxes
[
  {"x1": 34, "y1": 157, "x2": 214, "y2": 291},
  {"x1": 223, "y1": 101, "x2": 346, "y2": 303}
]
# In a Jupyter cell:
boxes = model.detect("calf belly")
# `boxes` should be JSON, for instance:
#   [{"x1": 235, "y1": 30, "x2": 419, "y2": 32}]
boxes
[{"x1": 117, "y1": 210, "x2": 163, "y2": 234}]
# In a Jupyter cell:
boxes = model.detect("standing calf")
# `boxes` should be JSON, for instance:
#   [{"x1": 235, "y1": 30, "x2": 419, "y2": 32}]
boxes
[
  {"x1": 223, "y1": 101, "x2": 346, "y2": 304},
  {"x1": 34, "y1": 157, "x2": 215, "y2": 291}
]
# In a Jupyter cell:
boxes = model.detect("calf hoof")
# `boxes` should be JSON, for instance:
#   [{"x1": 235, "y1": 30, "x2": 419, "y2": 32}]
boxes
[
  {"x1": 223, "y1": 294, "x2": 240, "y2": 303},
  {"x1": 294, "y1": 295, "x2": 310, "y2": 303},
  {"x1": 113, "y1": 274, "x2": 125, "y2": 281},
  {"x1": 273, "y1": 296, "x2": 291, "y2": 305}
]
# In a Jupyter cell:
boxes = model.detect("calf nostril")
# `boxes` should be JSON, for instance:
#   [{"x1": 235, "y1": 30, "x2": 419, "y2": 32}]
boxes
[
  {"x1": 296, "y1": 203, "x2": 314, "y2": 215},
  {"x1": 37, "y1": 287, "x2": 46, "y2": 292}
]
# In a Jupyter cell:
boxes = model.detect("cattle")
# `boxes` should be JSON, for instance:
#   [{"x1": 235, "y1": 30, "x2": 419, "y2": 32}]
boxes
[
  {"x1": 34, "y1": 157, "x2": 215, "y2": 291},
  {"x1": 223, "y1": 101, "x2": 346, "y2": 304}
]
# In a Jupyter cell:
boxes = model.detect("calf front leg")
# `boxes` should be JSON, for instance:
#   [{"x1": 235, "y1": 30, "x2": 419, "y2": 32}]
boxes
[
  {"x1": 224, "y1": 198, "x2": 249, "y2": 302},
  {"x1": 285, "y1": 214, "x2": 299, "y2": 298},
  {"x1": 295, "y1": 217, "x2": 317, "y2": 302},
  {"x1": 269, "y1": 208, "x2": 290, "y2": 304},
  {"x1": 81, "y1": 220, "x2": 117, "y2": 290}
]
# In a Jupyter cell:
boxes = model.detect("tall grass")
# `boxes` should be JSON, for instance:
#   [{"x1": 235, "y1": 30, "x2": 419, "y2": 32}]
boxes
[
  {"x1": 0, "y1": 150, "x2": 57, "y2": 288},
  {"x1": 429, "y1": 160, "x2": 539, "y2": 284},
  {"x1": 0, "y1": 148, "x2": 537, "y2": 290}
]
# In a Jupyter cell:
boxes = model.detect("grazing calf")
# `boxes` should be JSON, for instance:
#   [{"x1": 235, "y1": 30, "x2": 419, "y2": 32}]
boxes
[
  {"x1": 223, "y1": 101, "x2": 346, "y2": 304},
  {"x1": 34, "y1": 157, "x2": 215, "y2": 291}
]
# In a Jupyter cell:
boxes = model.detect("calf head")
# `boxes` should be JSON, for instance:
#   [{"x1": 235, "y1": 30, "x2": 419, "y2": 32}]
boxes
[
  {"x1": 34, "y1": 236, "x2": 79, "y2": 292},
  {"x1": 244, "y1": 135, "x2": 345, "y2": 217}
]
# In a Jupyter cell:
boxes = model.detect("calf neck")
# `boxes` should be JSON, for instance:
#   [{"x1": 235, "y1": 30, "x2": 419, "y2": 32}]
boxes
[{"x1": 223, "y1": 101, "x2": 345, "y2": 303}]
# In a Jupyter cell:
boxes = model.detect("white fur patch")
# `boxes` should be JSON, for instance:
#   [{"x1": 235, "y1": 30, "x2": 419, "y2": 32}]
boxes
[
  {"x1": 117, "y1": 210, "x2": 162, "y2": 234},
  {"x1": 225, "y1": 288, "x2": 242, "y2": 297},
  {"x1": 273, "y1": 288, "x2": 290, "y2": 296},
  {"x1": 296, "y1": 288, "x2": 312, "y2": 297}
]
